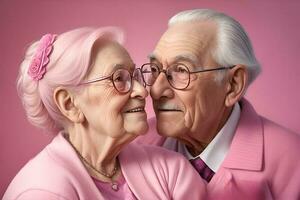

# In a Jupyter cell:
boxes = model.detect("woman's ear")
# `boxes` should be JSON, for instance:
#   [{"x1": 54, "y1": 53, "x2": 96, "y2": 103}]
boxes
[
  {"x1": 53, "y1": 87, "x2": 85, "y2": 123},
  {"x1": 225, "y1": 64, "x2": 248, "y2": 107}
]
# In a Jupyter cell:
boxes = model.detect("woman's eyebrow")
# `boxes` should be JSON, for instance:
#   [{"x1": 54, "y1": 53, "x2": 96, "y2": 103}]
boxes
[{"x1": 112, "y1": 63, "x2": 135, "y2": 72}]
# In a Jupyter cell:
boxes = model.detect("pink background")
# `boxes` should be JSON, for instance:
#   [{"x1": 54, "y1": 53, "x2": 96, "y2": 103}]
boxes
[{"x1": 1, "y1": 0, "x2": 299, "y2": 196}]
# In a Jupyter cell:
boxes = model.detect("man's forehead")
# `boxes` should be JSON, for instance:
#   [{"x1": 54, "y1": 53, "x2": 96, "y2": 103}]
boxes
[
  {"x1": 164, "y1": 21, "x2": 216, "y2": 40},
  {"x1": 151, "y1": 21, "x2": 217, "y2": 64}
]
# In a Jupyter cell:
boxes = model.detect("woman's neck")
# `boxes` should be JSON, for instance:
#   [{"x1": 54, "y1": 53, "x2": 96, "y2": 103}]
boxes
[{"x1": 66, "y1": 125, "x2": 134, "y2": 181}]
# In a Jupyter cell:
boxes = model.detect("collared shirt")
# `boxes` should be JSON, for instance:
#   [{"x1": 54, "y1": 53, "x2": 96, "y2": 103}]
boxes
[{"x1": 163, "y1": 103, "x2": 241, "y2": 172}]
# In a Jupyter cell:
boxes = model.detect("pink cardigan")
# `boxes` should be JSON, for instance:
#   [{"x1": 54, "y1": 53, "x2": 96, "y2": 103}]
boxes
[
  {"x1": 135, "y1": 99, "x2": 300, "y2": 199},
  {"x1": 3, "y1": 134, "x2": 206, "y2": 200}
]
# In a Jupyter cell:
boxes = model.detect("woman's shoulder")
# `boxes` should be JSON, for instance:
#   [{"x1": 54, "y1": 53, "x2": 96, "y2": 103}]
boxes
[
  {"x1": 3, "y1": 148, "x2": 73, "y2": 200},
  {"x1": 3, "y1": 135, "x2": 82, "y2": 200}
]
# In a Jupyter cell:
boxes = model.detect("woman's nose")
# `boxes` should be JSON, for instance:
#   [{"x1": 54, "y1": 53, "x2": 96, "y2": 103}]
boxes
[
  {"x1": 131, "y1": 69, "x2": 148, "y2": 99},
  {"x1": 133, "y1": 68, "x2": 145, "y2": 86}
]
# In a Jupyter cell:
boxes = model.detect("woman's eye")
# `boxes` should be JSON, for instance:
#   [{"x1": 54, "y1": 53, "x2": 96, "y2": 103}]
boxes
[
  {"x1": 114, "y1": 75, "x2": 123, "y2": 82},
  {"x1": 150, "y1": 66, "x2": 158, "y2": 73}
]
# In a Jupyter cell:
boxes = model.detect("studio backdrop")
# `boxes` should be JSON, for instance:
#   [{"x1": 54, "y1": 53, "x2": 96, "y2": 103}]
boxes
[{"x1": 1, "y1": 0, "x2": 299, "y2": 196}]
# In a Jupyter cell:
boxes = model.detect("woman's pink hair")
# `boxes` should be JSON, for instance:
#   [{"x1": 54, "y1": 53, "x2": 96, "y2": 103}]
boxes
[{"x1": 17, "y1": 27, "x2": 124, "y2": 134}]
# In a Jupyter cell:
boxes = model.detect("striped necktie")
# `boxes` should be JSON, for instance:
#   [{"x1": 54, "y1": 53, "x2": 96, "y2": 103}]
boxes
[{"x1": 190, "y1": 157, "x2": 215, "y2": 182}]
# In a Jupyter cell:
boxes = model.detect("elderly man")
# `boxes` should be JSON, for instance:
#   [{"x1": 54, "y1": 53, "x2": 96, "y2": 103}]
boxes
[{"x1": 137, "y1": 9, "x2": 300, "y2": 199}]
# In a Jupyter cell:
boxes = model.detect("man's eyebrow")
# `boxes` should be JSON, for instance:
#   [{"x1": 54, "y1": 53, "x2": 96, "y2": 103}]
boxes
[
  {"x1": 147, "y1": 54, "x2": 199, "y2": 64},
  {"x1": 173, "y1": 55, "x2": 199, "y2": 64}
]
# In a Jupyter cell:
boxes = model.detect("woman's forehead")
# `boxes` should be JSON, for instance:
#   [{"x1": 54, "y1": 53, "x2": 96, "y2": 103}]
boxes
[{"x1": 89, "y1": 42, "x2": 134, "y2": 76}]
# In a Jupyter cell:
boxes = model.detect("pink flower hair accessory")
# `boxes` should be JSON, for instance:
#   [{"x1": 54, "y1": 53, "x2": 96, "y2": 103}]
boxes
[{"x1": 28, "y1": 34, "x2": 57, "y2": 81}]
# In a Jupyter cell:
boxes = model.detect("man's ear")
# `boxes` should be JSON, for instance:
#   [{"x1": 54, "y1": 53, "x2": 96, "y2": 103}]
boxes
[
  {"x1": 53, "y1": 87, "x2": 85, "y2": 123},
  {"x1": 225, "y1": 64, "x2": 248, "y2": 107}
]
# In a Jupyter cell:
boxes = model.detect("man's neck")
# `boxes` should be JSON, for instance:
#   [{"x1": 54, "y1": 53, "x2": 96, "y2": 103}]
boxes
[{"x1": 188, "y1": 105, "x2": 234, "y2": 156}]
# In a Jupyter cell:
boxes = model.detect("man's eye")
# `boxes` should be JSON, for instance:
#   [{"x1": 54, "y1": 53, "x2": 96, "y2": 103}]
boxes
[
  {"x1": 174, "y1": 65, "x2": 188, "y2": 73},
  {"x1": 178, "y1": 67, "x2": 187, "y2": 73}
]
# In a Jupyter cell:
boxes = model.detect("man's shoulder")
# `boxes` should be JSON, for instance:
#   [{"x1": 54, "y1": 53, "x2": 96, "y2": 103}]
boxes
[
  {"x1": 233, "y1": 100, "x2": 300, "y2": 170},
  {"x1": 240, "y1": 99, "x2": 300, "y2": 149},
  {"x1": 261, "y1": 117, "x2": 300, "y2": 153},
  {"x1": 258, "y1": 117, "x2": 300, "y2": 197}
]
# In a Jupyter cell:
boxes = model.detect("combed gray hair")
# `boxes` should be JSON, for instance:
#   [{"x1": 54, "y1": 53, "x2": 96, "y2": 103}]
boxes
[{"x1": 169, "y1": 9, "x2": 261, "y2": 85}]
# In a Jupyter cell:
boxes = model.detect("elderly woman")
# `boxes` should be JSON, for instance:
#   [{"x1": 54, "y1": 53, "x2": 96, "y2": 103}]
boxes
[{"x1": 3, "y1": 27, "x2": 206, "y2": 200}]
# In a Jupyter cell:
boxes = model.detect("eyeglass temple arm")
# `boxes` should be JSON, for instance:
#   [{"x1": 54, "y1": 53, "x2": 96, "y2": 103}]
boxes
[
  {"x1": 79, "y1": 75, "x2": 112, "y2": 85},
  {"x1": 190, "y1": 65, "x2": 235, "y2": 74}
]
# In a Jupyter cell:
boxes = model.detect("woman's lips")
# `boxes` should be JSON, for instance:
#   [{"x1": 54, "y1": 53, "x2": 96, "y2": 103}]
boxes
[{"x1": 124, "y1": 107, "x2": 145, "y2": 113}]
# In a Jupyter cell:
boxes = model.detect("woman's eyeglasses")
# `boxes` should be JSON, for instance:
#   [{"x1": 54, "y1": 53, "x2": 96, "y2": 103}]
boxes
[{"x1": 79, "y1": 68, "x2": 145, "y2": 94}]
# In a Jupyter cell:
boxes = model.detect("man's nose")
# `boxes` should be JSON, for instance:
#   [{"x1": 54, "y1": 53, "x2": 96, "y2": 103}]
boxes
[{"x1": 150, "y1": 72, "x2": 174, "y2": 100}]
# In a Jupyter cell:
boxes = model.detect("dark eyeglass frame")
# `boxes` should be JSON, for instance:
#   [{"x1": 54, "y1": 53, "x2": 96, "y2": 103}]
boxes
[
  {"x1": 79, "y1": 67, "x2": 145, "y2": 94},
  {"x1": 141, "y1": 63, "x2": 235, "y2": 90}
]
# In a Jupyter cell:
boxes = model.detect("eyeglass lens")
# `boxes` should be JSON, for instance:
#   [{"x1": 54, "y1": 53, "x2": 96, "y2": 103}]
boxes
[
  {"x1": 112, "y1": 68, "x2": 145, "y2": 93},
  {"x1": 141, "y1": 63, "x2": 190, "y2": 89},
  {"x1": 112, "y1": 69, "x2": 132, "y2": 93}
]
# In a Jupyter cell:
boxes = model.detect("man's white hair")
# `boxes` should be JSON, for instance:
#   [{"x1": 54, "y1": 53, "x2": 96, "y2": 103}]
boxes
[{"x1": 169, "y1": 9, "x2": 261, "y2": 85}]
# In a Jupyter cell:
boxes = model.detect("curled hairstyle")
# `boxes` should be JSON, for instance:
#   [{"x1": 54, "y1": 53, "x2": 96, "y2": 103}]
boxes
[
  {"x1": 17, "y1": 27, "x2": 124, "y2": 134},
  {"x1": 169, "y1": 9, "x2": 261, "y2": 85}
]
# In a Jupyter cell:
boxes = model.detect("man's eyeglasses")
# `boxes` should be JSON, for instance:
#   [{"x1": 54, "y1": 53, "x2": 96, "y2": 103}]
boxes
[
  {"x1": 79, "y1": 68, "x2": 145, "y2": 94},
  {"x1": 141, "y1": 63, "x2": 235, "y2": 90}
]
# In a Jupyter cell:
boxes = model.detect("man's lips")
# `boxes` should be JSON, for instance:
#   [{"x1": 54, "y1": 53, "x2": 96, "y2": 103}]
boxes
[
  {"x1": 156, "y1": 104, "x2": 183, "y2": 112},
  {"x1": 158, "y1": 108, "x2": 182, "y2": 112}
]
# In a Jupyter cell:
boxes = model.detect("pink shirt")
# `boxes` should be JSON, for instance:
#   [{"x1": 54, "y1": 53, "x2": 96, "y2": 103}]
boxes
[
  {"x1": 135, "y1": 98, "x2": 300, "y2": 199},
  {"x1": 92, "y1": 174, "x2": 136, "y2": 200},
  {"x1": 3, "y1": 133, "x2": 206, "y2": 200}
]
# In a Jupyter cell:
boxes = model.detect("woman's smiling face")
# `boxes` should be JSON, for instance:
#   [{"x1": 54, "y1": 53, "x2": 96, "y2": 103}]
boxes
[{"x1": 76, "y1": 41, "x2": 148, "y2": 139}]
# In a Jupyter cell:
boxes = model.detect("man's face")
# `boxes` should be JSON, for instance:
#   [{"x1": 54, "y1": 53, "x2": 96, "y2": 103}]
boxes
[{"x1": 150, "y1": 21, "x2": 230, "y2": 149}]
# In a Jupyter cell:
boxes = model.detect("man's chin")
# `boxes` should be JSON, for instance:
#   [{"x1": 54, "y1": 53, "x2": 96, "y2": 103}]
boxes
[
  {"x1": 155, "y1": 110, "x2": 183, "y2": 121},
  {"x1": 156, "y1": 120, "x2": 186, "y2": 138}
]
